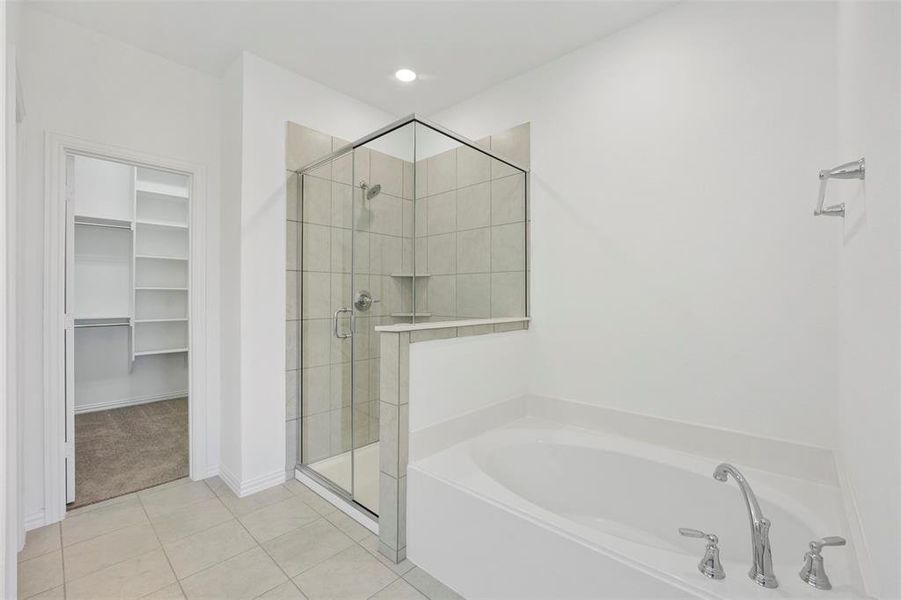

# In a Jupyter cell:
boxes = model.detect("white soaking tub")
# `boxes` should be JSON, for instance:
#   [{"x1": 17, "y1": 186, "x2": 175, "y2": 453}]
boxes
[{"x1": 407, "y1": 398, "x2": 866, "y2": 600}]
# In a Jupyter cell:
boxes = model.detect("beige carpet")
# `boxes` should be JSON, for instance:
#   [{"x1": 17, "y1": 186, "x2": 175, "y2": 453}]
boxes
[{"x1": 70, "y1": 398, "x2": 188, "y2": 509}]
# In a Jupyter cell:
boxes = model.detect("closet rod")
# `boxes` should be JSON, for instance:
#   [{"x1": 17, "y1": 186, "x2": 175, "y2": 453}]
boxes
[{"x1": 74, "y1": 322, "x2": 130, "y2": 328}]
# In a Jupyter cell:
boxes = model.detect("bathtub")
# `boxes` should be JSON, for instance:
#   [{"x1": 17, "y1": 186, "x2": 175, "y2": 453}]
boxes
[{"x1": 407, "y1": 398, "x2": 866, "y2": 599}]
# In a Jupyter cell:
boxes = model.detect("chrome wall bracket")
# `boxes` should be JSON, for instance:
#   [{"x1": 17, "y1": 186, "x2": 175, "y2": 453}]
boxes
[{"x1": 814, "y1": 157, "x2": 865, "y2": 218}]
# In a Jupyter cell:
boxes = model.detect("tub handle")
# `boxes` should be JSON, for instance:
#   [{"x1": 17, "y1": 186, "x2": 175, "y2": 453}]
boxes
[
  {"x1": 679, "y1": 528, "x2": 726, "y2": 580},
  {"x1": 799, "y1": 536, "x2": 846, "y2": 590}
]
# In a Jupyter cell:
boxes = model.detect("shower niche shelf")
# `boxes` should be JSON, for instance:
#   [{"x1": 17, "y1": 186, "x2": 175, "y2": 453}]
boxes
[{"x1": 391, "y1": 312, "x2": 432, "y2": 318}]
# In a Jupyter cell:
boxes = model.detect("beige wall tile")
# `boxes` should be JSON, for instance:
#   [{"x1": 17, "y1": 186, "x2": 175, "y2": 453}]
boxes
[
  {"x1": 286, "y1": 173, "x2": 299, "y2": 222},
  {"x1": 456, "y1": 182, "x2": 490, "y2": 230},
  {"x1": 301, "y1": 319, "x2": 330, "y2": 368},
  {"x1": 426, "y1": 234, "x2": 456, "y2": 275},
  {"x1": 370, "y1": 151, "x2": 404, "y2": 198},
  {"x1": 491, "y1": 222, "x2": 526, "y2": 272},
  {"x1": 302, "y1": 176, "x2": 331, "y2": 226},
  {"x1": 286, "y1": 221, "x2": 299, "y2": 270},
  {"x1": 427, "y1": 149, "x2": 456, "y2": 196},
  {"x1": 286, "y1": 419, "x2": 299, "y2": 471},
  {"x1": 456, "y1": 228, "x2": 490, "y2": 274},
  {"x1": 286, "y1": 370, "x2": 299, "y2": 420},
  {"x1": 301, "y1": 272, "x2": 330, "y2": 319},
  {"x1": 456, "y1": 146, "x2": 491, "y2": 188},
  {"x1": 330, "y1": 227, "x2": 352, "y2": 273},
  {"x1": 491, "y1": 175, "x2": 526, "y2": 225},
  {"x1": 301, "y1": 223, "x2": 330, "y2": 272},
  {"x1": 491, "y1": 271, "x2": 526, "y2": 317},
  {"x1": 426, "y1": 191, "x2": 456, "y2": 235},
  {"x1": 331, "y1": 182, "x2": 353, "y2": 228},
  {"x1": 490, "y1": 122, "x2": 530, "y2": 179},
  {"x1": 301, "y1": 366, "x2": 329, "y2": 416},
  {"x1": 286, "y1": 271, "x2": 298, "y2": 320},
  {"x1": 286, "y1": 123, "x2": 332, "y2": 172},
  {"x1": 456, "y1": 274, "x2": 491, "y2": 318},
  {"x1": 426, "y1": 275, "x2": 456, "y2": 318},
  {"x1": 302, "y1": 413, "x2": 330, "y2": 463},
  {"x1": 286, "y1": 320, "x2": 298, "y2": 370},
  {"x1": 330, "y1": 364, "x2": 352, "y2": 410}
]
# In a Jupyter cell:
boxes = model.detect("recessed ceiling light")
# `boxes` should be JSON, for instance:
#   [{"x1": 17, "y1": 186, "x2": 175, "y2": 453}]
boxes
[{"x1": 395, "y1": 68, "x2": 417, "y2": 83}]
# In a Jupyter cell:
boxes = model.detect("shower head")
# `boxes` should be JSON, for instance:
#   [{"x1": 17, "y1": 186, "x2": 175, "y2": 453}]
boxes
[{"x1": 360, "y1": 182, "x2": 381, "y2": 200}]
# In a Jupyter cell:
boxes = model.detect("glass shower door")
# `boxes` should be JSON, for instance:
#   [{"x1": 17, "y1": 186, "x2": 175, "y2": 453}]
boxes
[{"x1": 298, "y1": 152, "x2": 354, "y2": 499}]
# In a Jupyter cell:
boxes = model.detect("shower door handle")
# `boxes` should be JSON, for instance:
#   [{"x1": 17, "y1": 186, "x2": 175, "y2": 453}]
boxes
[{"x1": 333, "y1": 308, "x2": 354, "y2": 339}]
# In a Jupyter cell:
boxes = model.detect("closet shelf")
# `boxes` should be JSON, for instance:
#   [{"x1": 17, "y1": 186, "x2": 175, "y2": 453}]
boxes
[
  {"x1": 134, "y1": 318, "x2": 188, "y2": 324},
  {"x1": 135, "y1": 255, "x2": 188, "y2": 261},
  {"x1": 134, "y1": 348, "x2": 188, "y2": 357},
  {"x1": 74, "y1": 317, "x2": 131, "y2": 327},
  {"x1": 74, "y1": 215, "x2": 133, "y2": 229},
  {"x1": 135, "y1": 183, "x2": 189, "y2": 200},
  {"x1": 136, "y1": 219, "x2": 188, "y2": 230},
  {"x1": 136, "y1": 286, "x2": 188, "y2": 291}
]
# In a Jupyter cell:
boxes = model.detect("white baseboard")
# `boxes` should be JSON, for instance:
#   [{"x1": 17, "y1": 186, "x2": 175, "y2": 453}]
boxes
[
  {"x1": 75, "y1": 391, "x2": 188, "y2": 414},
  {"x1": 24, "y1": 510, "x2": 46, "y2": 532},
  {"x1": 218, "y1": 464, "x2": 285, "y2": 498}
]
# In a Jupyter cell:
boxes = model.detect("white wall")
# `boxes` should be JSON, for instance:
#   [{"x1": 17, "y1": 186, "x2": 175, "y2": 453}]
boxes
[
  {"x1": 408, "y1": 331, "x2": 530, "y2": 432},
  {"x1": 834, "y1": 3, "x2": 901, "y2": 597},
  {"x1": 434, "y1": 1, "x2": 841, "y2": 449},
  {"x1": 15, "y1": 6, "x2": 222, "y2": 523},
  {"x1": 219, "y1": 52, "x2": 394, "y2": 493}
]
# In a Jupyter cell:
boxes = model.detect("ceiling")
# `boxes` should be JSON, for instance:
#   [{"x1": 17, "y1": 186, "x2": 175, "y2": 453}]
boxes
[{"x1": 27, "y1": 1, "x2": 674, "y2": 115}]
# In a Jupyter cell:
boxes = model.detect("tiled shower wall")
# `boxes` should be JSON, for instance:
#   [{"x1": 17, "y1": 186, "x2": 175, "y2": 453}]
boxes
[
  {"x1": 286, "y1": 123, "x2": 417, "y2": 471},
  {"x1": 416, "y1": 124, "x2": 530, "y2": 322}
]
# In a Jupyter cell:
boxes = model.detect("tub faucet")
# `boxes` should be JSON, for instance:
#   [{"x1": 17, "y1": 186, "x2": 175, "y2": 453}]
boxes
[{"x1": 713, "y1": 463, "x2": 778, "y2": 588}]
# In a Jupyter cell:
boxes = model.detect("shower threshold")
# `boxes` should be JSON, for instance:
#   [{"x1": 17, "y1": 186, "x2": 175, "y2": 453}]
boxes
[{"x1": 307, "y1": 441, "x2": 380, "y2": 514}]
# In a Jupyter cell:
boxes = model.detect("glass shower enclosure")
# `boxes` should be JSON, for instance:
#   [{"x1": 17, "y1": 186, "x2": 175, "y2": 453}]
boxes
[{"x1": 292, "y1": 115, "x2": 528, "y2": 518}]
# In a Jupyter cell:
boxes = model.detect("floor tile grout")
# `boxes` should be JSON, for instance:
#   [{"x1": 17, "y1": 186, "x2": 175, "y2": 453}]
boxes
[{"x1": 136, "y1": 490, "x2": 189, "y2": 600}]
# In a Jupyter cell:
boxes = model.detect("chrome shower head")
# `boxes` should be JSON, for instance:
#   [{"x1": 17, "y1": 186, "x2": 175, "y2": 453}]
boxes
[{"x1": 360, "y1": 182, "x2": 381, "y2": 200}]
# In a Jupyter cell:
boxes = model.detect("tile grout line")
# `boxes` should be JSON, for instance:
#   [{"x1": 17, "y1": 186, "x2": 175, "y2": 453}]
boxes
[
  {"x1": 228, "y1": 504, "x2": 309, "y2": 600},
  {"x1": 59, "y1": 521, "x2": 68, "y2": 600},
  {"x1": 136, "y1": 486, "x2": 189, "y2": 599}
]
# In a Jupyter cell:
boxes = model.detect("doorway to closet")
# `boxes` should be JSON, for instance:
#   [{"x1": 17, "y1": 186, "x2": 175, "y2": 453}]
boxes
[{"x1": 66, "y1": 153, "x2": 191, "y2": 509}]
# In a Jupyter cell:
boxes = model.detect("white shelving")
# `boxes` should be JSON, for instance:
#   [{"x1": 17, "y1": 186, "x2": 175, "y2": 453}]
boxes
[
  {"x1": 132, "y1": 167, "x2": 190, "y2": 359},
  {"x1": 70, "y1": 154, "x2": 190, "y2": 417}
]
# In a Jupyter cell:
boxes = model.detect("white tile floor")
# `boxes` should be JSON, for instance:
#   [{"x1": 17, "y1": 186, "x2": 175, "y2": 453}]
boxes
[{"x1": 16, "y1": 477, "x2": 464, "y2": 600}]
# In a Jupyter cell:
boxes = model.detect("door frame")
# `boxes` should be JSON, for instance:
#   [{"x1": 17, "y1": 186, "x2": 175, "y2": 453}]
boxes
[{"x1": 43, "y1": 132, "x2": 208, "y2": 523}]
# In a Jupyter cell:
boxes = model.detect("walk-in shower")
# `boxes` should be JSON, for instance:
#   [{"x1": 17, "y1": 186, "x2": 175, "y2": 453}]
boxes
[{"x1": 288, "y1": 114, "x2": 528, "y2": 519}]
